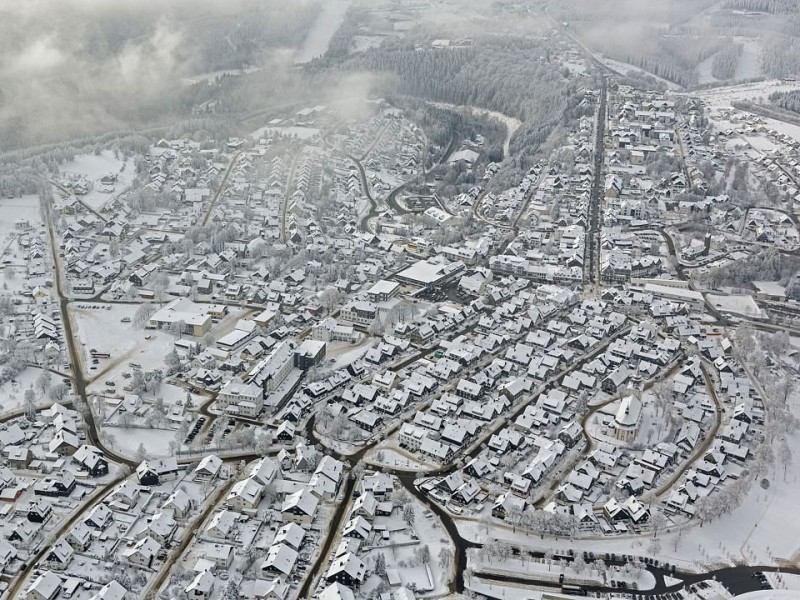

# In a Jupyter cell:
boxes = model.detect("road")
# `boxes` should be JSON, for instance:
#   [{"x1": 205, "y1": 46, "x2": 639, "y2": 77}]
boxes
[
  {"x1": 585, "y1": 75, "x2": 607, "y2": 284},
  {"x1": 352, "y1": 154, "x2": 380, "y2": 233},
  {"x1": 42, "y1": 187, "x2": 136, "y2": 468},
  {"x1": 200, "y1": 150, "x2": 242, "y2": 227},
  {"x1": 652, "y1": 360, "x2": 723, "y2": 499}
]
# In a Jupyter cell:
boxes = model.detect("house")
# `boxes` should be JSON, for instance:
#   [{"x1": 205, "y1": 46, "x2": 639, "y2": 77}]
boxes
[
  {"x1": 85, "y1": 503, "x2": 114, "y2": 529},
  {"x1": 492, "y1": 493, "x2": 527, "y2": 521},
  {"x1": 107, "y1": 479, "x2": 141, "y2": 509},
  {"x1": 136, "y1": 511, "x2": 177, "y2": 545},
  {"x1": 136, "y1": 458, "x2": 180, "y2": 486},
  {"x1": 281, "y1": 488, "x2": 319, "y2": 526},
  {"x1": 201, "y1": 543, "x2": 234, "y2": 569},
  {"x1": 193, "y1": 454, "x2": 224, "y2": 482},
  {"x1": 205, "y1": 510, "x2": 238, "y2": 540},
  {"x1": 26, "y1": 571, "x2": 62, "y2": 600},
  {"x1": 246, "y1": 578, "x2": 289, "y2": 600},
  {"x1": 326, "y1": 552, "x2": 366, "y2": 587},
  {"x1": 120, "y1": 536, "x2": 160, "y2": 568},
  {"x1": 273, "y1": 522, "x2": 306, "y2": 550},
  {"x1": 72, "y1": 445, "x2": 109, "y2": 476},
  {"x1": 89, "y1": 581, "x2": 129, "y2": 600},
  {"x1": 163, "y1": 488, "x2": 192, "y2": 519},
  {"x1": 46, "y1": 539, "x2": 74, "y2": 570},
  {"x1": 261, "y1": 543, "x2": 298, "y2": 576},
  {"x1": 343, "y1": 515, "x2": 372, "y2": 540},
  {"x1": 49, "y1": 430, "x2": 80, "y2": 456},
  {"x1": 249, "y1": 457, "x2": 279, "y2": 486},
  {"x1": 66, "y1": 523, "x2": 93, "y2": 552},
  {"x1": 34, "y1": 472, "x2": 76, "y2": 497},
  {"x1": 185, "y1": 570, "x2": 214, "y2": 600},
  {"x1": 27, "y1": 499, "x2": 53, "y2": 523},
  {"x1": 9, "y1": 521, "x2": 38, "y2": 547},
  {"x1": 226, "y1": 478, "x2": 263, "y2": 512},
  {"x1": 294, "y1": 340, "x2": 327, "y2": 369},
  {"x1": 319, "y1": 583, "x2": 356, "y2": 600}
]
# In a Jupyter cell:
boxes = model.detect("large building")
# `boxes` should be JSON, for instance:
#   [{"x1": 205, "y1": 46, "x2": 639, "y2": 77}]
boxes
[
  {"x1": 217, "y1": 379, "x2": 264, "y2": 418},
  {"x1": 247, "y1": 341, "x2": 294, "y2": 393},
  {"x1": 395, "y1": 258, "x2": 465, "y2": 288},
  {"x1": 614, "y1": 395, "x2": 642, "y2": 443},
  {"x1": 148, "y1": 298, "x2": 214, "y2": 336}
]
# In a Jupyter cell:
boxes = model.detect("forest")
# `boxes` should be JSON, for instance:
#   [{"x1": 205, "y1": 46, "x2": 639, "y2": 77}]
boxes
[
  {"x1": 308, "y1": 34, "x2": 580, "y2": 177},
  {"x1": 769, "y1": 90, "x2": 800, "y2": 114}
]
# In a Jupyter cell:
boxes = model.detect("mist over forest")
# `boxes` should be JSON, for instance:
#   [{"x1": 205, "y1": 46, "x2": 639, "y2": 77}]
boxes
[{"x1": 1, "y1": 0, "x2": 800, "y2": 154}]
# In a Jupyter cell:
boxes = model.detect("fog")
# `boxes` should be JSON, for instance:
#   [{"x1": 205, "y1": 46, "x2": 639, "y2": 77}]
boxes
[
  {"x1": 0, "y1": 0, "x2": 794, "y2": 152},
  {"x1": 0, "y1": 0, "x2": 322, "y2": 150}
]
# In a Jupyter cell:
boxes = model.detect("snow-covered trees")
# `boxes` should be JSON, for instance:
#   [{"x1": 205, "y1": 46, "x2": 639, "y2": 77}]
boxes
[
  {"x1": 402, "y1": 504, "x2": 416, "y2": 526},
  {"x1": 133, "y1": 303, "x2": 155, "y2": 329}
]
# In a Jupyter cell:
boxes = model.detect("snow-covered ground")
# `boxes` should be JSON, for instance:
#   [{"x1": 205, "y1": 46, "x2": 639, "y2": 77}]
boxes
[
  {"x1": 706, "y1": 294, "x2": 766, "y2": 319},
  {"x1": 101, "y1": 424, "x2": 176, "y2": 459},
  {"x1": 470, "y1": 550, "x2": 656, "y2": 589},
  {"x1": 0, "y1": 365, "x2": 51, "y2": 413},
  {"x1": 69, "y1": 302, "x2": 174, "y2": 392},
  {"x1": 366, "y1": 445, "x2": 433, "y2": 471},
  {"x1": 0, "y1": 194, "x2": 43, "y2": 245},
  {"x1": 691, "y1": 80, "x2": 800, "y2": 110},
  {"x1": 361, "y1": 486, "x2": 455, "y2": 597},
  {"x1": 60, "y1": 151, "x2": 134, "y2": 212},
  {"x1": 294, "y1": 0, "x2": 352, "y2": 64}
]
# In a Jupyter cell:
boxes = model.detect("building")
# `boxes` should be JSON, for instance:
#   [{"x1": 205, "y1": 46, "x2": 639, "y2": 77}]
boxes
[
  {"x1": 366, "y1": 280, "x2": 400, "y2": 302},
  {"x1": 294, "y1": 340, "x2": 327, "y2": 369},
  {"x1": 136, "y1": 458, "x2": 180, "y2": 486},
  {"x1": 26, "y1": 571, "x2": 62, "y2": 600},
  {"x1": 148, "y1": 298, "x2": 214, "y2": 336},
  {"x1": 247, "y1": 341, "x2": 294, "y2": 393},
  {"x1": 325, "y1": 552, "x2": 366, "y2": 587},
  {"x1": 340, "y1": 300, "x2": 378, "y2": 326},
  {"x1": 614, "y1": 395, "x2": 642, "y2": 443},
  {"x1": 217, "y1": 379, "x2": 264, "y2": 417},
  {"x1": 395, "y1": 258, "x2": 465, "y2": 288}
]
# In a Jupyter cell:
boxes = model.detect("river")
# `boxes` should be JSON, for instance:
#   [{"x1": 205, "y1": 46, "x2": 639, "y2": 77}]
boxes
[{"x1": 294, "y1": 0, "x2": 352, "y2": 64}]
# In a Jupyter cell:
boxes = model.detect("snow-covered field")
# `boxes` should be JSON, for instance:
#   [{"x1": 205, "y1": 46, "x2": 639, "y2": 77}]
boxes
[
  {"x1": 294, "y1": 0, "x2": 352, "y2": 64},
  {"x1": 0, "y1": 365, "x2": 51, "y2": 413},
  {"x1": 68, "y1": 302, "x2": 175, "y2": 392},
  {"x1": 60, "y1": 151, "x2": 134, "y2": 212},
  {"x1": 706, "y1": 294, "x2": 766, "y2": 319},
  {"x1": 691, "y1": 80, "x2": 800, "y2": 110},
  {"x1": 0, "y1": 194, "x2": 42, "y2": 245},
  {"x1": 102, "y1": 425, "x2": 176, "y2": 459}
]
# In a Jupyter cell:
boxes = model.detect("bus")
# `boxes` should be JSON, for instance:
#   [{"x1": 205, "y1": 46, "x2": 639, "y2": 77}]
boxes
[
  {"x1": 91, "y1": 352, "x2": 110, "y2": 359},
  {"x1": 561, "y1": 584, "x2": 587, "y2": 596}
]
